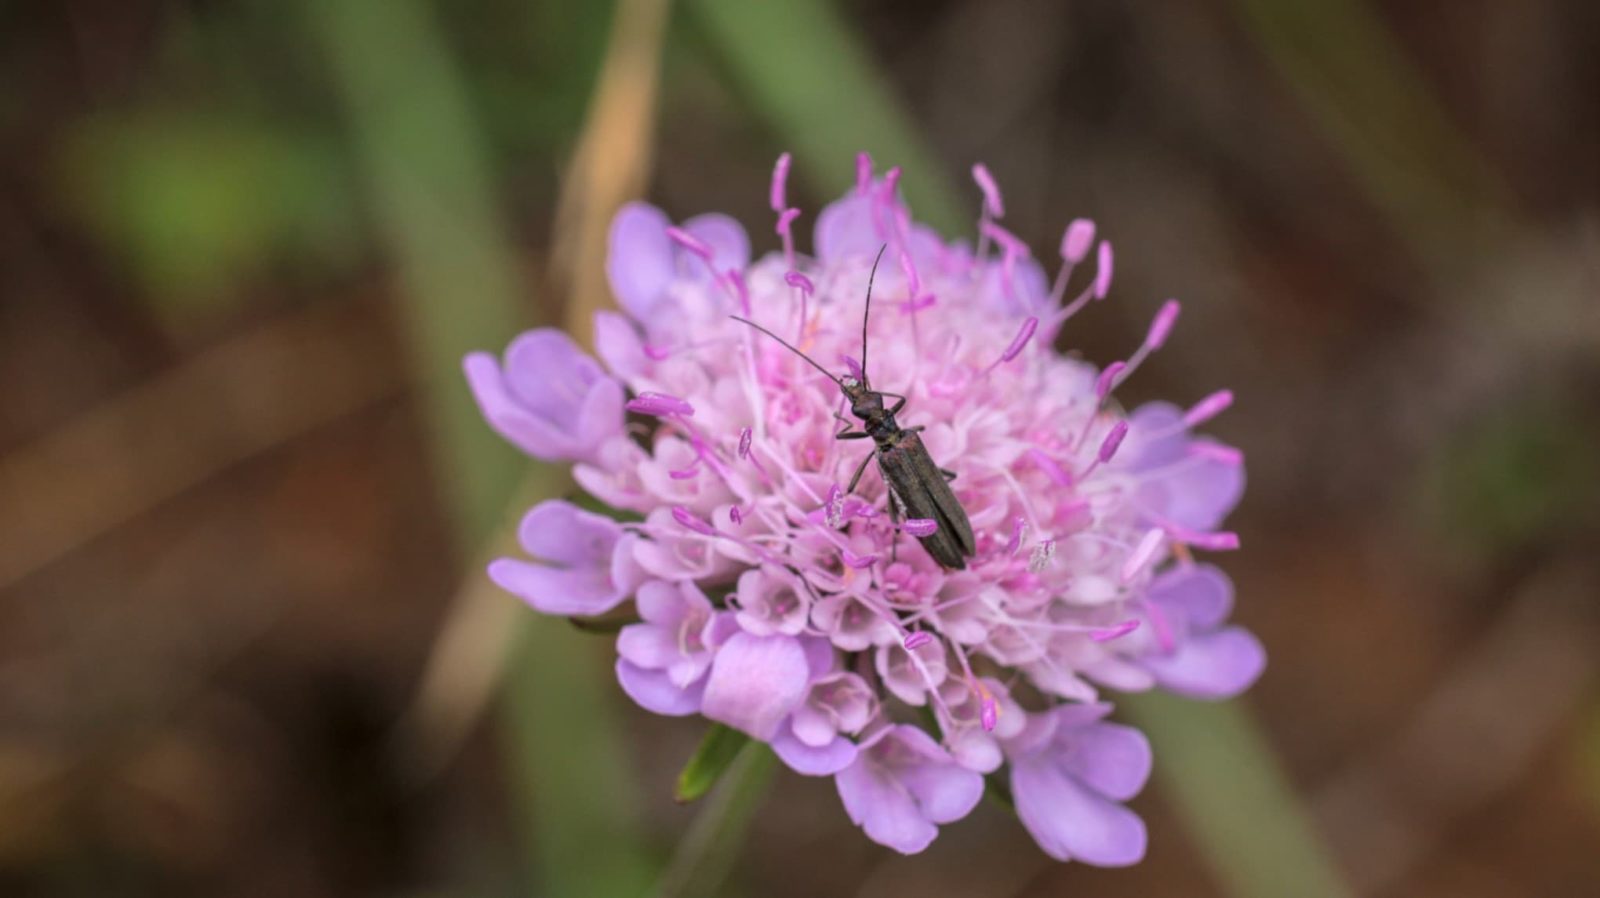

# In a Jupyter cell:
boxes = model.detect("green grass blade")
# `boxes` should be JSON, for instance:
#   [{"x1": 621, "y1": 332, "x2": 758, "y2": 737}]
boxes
[
  {"x1": 305, "y1": 2, "x2": 652, "y2": 894},
  {"x1": 686, "y1": 0, "x2": 964, "y2": 233}
]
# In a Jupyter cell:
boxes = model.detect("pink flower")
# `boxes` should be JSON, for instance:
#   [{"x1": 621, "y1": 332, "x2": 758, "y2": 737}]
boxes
[{"x1": 468, "y1": 154, "x2": 1261, "y2": 863}]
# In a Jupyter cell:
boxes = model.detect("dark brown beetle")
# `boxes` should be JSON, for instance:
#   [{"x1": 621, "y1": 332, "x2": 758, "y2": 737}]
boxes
[{"x1": 732, "y1": 249, "x2": 977, "y2": 569}]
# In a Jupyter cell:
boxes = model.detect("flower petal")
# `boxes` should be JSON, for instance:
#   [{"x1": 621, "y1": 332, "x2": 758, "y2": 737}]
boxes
[
  {"x1": 1144, "y1": 627, "x2": 1266, "y2": 700},
  {"x1": 701, "y1": 633, "x2": 810, "y2": 740},
  {"x1": 607, "y1": 202, "x2": 676, "y2": 320},
  {"x1": 1149, "y1": 564, "x2": 1234, "y2": 630},
  {"x1": 486, "y1": 558, "x2": 621, "y2": 616},
  {"x1": 814, "y1": 192, "x2": 882, "y2": 262},
  {"x1": 1012, "y1": 758, "x2": 1148, "y2": 866},
  {"x1": 835, "y1": 752, "x2": 938, "y2": 855},
  {"x1": 772, "y1": 728, "x2": 857, "y2": 776},
  {"x1": 1059, "y1": 720, "x2": 1152, "y2": 802},
  {"x1": 682, "y1": 213, "x2": 750, "y2": 272},
  {"x1": 615, "y1": 659, "x2": 703, "y2": 716},
  {"x1": 899, "y1": 757, "x2": 983, "y2": 824}
]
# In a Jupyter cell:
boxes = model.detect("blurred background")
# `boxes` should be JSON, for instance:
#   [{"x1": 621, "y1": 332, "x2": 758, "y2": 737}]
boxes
[{"x1": 2, "y1": 0, "x2": 1598, "y2": 895}]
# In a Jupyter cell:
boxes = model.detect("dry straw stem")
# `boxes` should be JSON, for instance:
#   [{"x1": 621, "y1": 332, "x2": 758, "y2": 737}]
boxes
[
  {"x1": 390, "y1": 0, "x2": 673, "y2": 782},
  {"x1": 551, "y1": 0, "x2": 673, "y2": 349}
]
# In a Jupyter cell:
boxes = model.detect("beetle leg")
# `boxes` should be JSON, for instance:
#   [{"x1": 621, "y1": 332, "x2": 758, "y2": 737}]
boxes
[
  {"x1": 879, "y1": 391, "x2": 909, "y2": 416},
  {"x1": 846, "y1": 451, "x2": 875, "y2": 493},
  {"x1": 940, "y1": 468, "x2": 957, "y2": 481},
  {"x1": 835, "y1": 413, "x2": 870, "y2": 441}
]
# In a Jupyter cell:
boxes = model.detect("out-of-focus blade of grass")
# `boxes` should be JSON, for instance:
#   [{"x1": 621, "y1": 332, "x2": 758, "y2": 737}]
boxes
[
  {"x1": 690, "y1": 5, "x2": 1349, "y2": 895},
  {"x1": 304, "y1": 2, "x2": 651, "y2": 895},
  {"x1": 1229, "y1": 0, "x2": 1517, "y2": 274},
  {"x1": 1123, "y1": 694, "x2": 1352, "y2": 898},
  {"x1": 650, "y1": 745, "x2": 777, "y2": 898},
  {"x1": 685, "y1": 0, "x2": 963, "y2": 235}
]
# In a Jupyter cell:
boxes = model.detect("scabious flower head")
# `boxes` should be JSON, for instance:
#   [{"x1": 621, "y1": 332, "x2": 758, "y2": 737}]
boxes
[{"x1": 466, "y1": 154, "x2": 1264, "y2": 862}]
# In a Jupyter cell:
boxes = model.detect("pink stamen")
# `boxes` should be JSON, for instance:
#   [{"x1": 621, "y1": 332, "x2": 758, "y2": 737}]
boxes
[
  {"x1": 1027, "y1": 448, "x2": 1073, "y2": 487},
  {"x1": 785, "y1": 270, "x2": 814, "y2": 296},
  {"x1": 1028, "y1": 538, "x2": 1056, "y2": 572},
  {"x1": 1060, "y1": 218, "x2": 1096, "y2": 264},
  {"x1": 728, "y1": 268, "x2": 750, "y2": 316},
  {"x1": 1006, "y1": 516, "x2": 1026, "y2": 555},
  {"x1": 776, "y1": 207, "x2": 801, "y2": 234},
  {"x1": 1144, "y1": 299, "x2": 1181, "y2": 350},
  {"x1": 903, "y1": 518, "x2": 938, "y2": 537},
  {"x1": 903, "y1": 631, "x2": 933, "y2": 651},
  {"x1": 1186, "y1": 530, "x2": 1241, "y2": 551},
  {"x1": 1184, "y1": 389, "x2": 1234, "y2": 426},
  {"x1": 1092, "y1": 619, "x2": 1141, "y2": 642},
  {"x1": 1095, "y1": 362, "x2": 1126, "y2": 402},
  {"x1": 728, "y1": 506, "x2": 744, "y2": 526},
  {"x1": 643, "y1": 343, "x2": 674, "y2": 361},
  {"x1": 998, "y1": 316, "x2": 1038, "y2": 364},
  {"x1": 671, "y1": 506, "x2": 717, "y2": 536},
  {"x1": 881, "y1": 166, "x2": 902, "y2": 199},
  {"x1": 1119, "y1": 528, "x2": 1166, "y2": 583},
  {"x1": 1146, "y1": 601, "x2": 1177, "y2": 653},
  {"x1": 979, "y1": 219, "x2": 1027, "y2": 255},
  {"x1": 856, "y1": 152, "x2": 873, "y2": 195},
  {"x1": 770, "y1": 152, "x2": 791, "y2": 211},
  {"x1": 665, "y1": 226, "x2": 713, "y2": 261},
  {"x1": 841, "y1": 547, "x2": 878, "y2": 569},
  {"x1": 972, "y1": 163, "x2": 1004, "y2": 218},
  {"x1": 898, "y1": 249, "x2": 920, "y2": 300},
  {"x1": 669, "y1": 465, "x2": 700, "y2": 480},
  {"x1": 980, "y1": 695, "x2": 998, "y2": 732},
  {"x1": 626, "y1": 392, "x2": 694, "y2": 417},
  {"x1": 738, "y1": 427, "x2": 753, "y2": 459},
  {"x1": 1189, "y1": 442, "x2": 1244, "y2": 465},
  {"x1": 1097, "y1": 420, "x2": 1130, "y2": 463},
  {"x1": 1092, "y1": 241, "x2": 1114, "y2": 299}
]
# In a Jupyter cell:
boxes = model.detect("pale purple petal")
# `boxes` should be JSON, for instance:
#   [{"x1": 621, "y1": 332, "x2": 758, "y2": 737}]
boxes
[
  {"x1": 836, "y1": 754, "x2": 938, "y2": 855},
  {"x1": 615, "y1": 659, "x2": 703, "y2": 716},
  {"x1": 896, "y1": 761, "x2": 983, "y2": 824},
  {"x1": 485, "y1": 500, "x2": 627, "y2": 616},
  {"x1": 1143, "y1": 627, "x2": 1266, "y2": 699},
  {"x1": 772, "y1": 728, "x2": 858, "y2": 776},
  {"x1": 615, "y1": 624, "x2": 683, "y2": 670},
  {"x1": 1012, "y1": 759, "x2": 1148, "y2": 866},
  {"x1": 701, "y1": 633, "x2": 810, "y2": 740},
  {"x1": 593, "y1": 310, "x2": 649, "y2": 379},
  {"x1": 607, "y1": 202, "x2": 676, "y2": 320},
  {"x1": 1149, "y1": 564, "x2": 1234, "y2": 630},
  {"x1": 814, "y1": 192, "x2": 881, "y2": 262},
  {"x1": 1059, "y1": 721, "x2": 1152, "y2": 802},
  {"x1": 464, "y1": 329, "x2": 624, "y2": 463},
  {"x1": 682, "y1": 213, "x2": 750, "y2": 272}
]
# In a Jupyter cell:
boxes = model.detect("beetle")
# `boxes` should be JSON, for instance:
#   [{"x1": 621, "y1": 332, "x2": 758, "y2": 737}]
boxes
[{"x1": 731, "y1": 248, "x2": 977, "y2": 569}]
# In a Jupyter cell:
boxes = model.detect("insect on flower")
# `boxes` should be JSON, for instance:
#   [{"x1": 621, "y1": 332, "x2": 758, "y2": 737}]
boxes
[
  {"x1": 732, "y1": 247, "x2": 977, "y2": 569},
  {"x1": 464, "y1": 151, "x2": 1265, "y2": 863}
]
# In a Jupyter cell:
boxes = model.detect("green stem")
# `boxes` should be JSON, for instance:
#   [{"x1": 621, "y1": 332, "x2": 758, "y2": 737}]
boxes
[
  {"x1": 1122, "y1": 694, "x2": 1352, "y2": 898},
  {"x1": 651, "y1": 744, "x2": 778, "y2": 898},
  {"x1": 305, "y1": 2, "x2": 651, "y2": 894}
]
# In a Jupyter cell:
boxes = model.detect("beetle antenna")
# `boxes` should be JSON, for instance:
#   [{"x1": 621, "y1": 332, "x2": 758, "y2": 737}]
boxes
[
  {"x1": 860, "y1": 244, "x2": 887, "y2": 385},
  {"x1": 730, "y1": 315, "x2": 845, "y2": 389}
]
